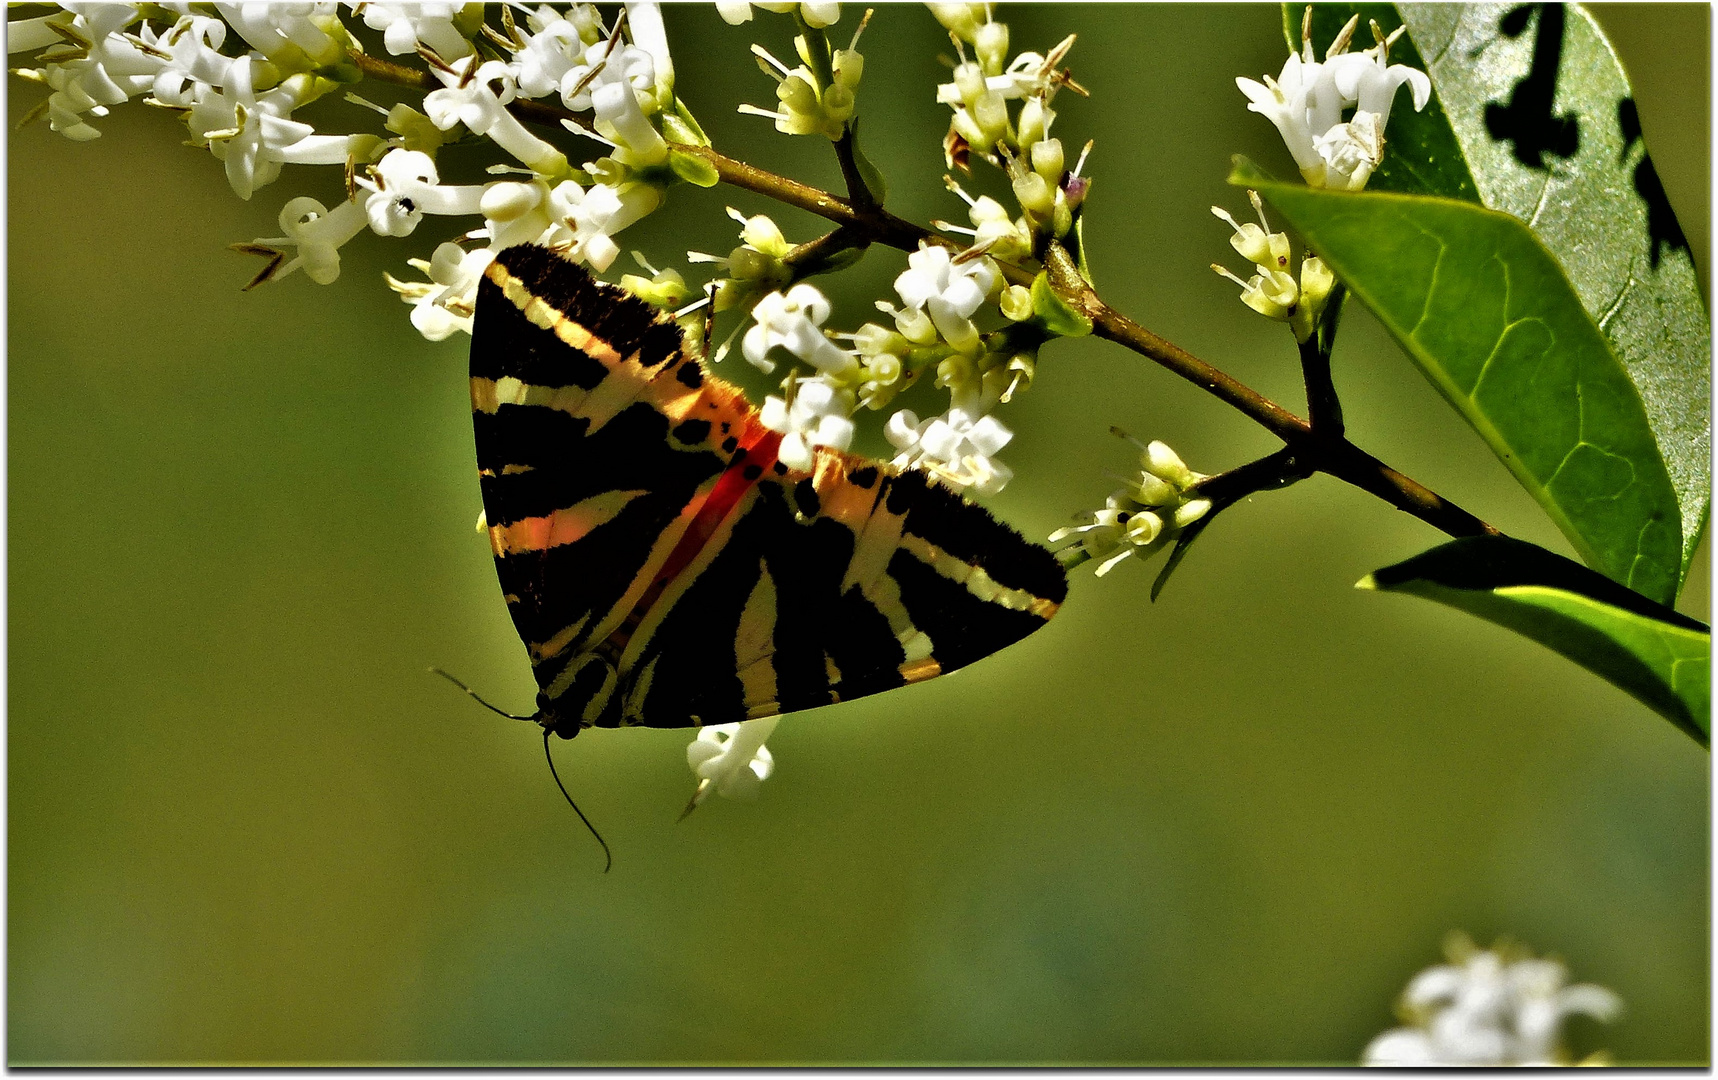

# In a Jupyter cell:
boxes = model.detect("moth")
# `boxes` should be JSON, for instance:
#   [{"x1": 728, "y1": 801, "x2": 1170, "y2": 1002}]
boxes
[{"x1": 469, "y1": 243, "x2": 1067, "y2": 739}]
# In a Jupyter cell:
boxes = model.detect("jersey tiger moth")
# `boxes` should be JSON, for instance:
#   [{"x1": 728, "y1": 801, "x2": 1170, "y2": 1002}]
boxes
[{"x1": 469, "y1": 243, "x2": 1068, "y2": 737}]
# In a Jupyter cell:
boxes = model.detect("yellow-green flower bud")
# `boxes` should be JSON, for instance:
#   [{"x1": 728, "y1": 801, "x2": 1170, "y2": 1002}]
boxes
[
  {"x1": 1132, "y1": 471, "x2": 1178, "y2": 506},
  {"x1": 1013, "y1": 171, "x2": 1055, "y2": 221},
  {"x1": 1125, "y1": 510, "x2": 1164, "y2": 547},
  {"x1": 953, "y1": 62, "x2": 988, "y2": 106},
  {"x1": 929, "y1": 2, "x2": 986, "y2": 43},
  {"x1": 1291, "y1": 255, "x2": 1336, "y2": 342},
  {"x1": 1144, "y1": 440, "x2": 1197, "y2": 489},
  {"x1": 1016, "y1": 96, "x2": 1053, "y2": 151},
  {"x1": 1031, "y1": 137, "x2": 1065, "y2": 185},
  {"x1": 1173, "y1": 498, "x2": 1212, "y2": 529},
  {"x1": 974, "y1": 21, "x2": 1009, "y2": 76},
  {"x1": 1000, "y1": 284, "x2": 1034, "y2": 322},
  {"x1": 832, "y1": 48, "x2": 864, "y2": 89}
]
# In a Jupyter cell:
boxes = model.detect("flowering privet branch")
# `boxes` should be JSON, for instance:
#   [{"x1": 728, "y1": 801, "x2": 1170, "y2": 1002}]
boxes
[
  {"x1": 345, "y1": 51, "x2": 1494, "y2": 542},
  {"x1": 11, "y1": 1, "x2": 1498, "y2": 801}
]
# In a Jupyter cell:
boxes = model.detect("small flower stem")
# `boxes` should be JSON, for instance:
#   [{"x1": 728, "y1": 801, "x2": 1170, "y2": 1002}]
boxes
[
  {"x1": 1298, "y1": 335, "x2": 1344, "y2": 435},
  {"x1": 348, "y1": 50, "x2": 1499, "y2": 543}
]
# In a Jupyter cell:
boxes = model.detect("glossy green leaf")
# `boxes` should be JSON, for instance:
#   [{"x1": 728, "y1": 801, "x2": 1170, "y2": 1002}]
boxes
[
  {"x1": 1361, "y1": 536, "x2": 1709, "y2": 746},
  {"x1": 1284, "y1": 4, "x2": 1480, "y2": 200},
  {"x1": 1235, "y1": 160, "x2": 1682, "y2": 605},
  {"x1": 1394, "y1": 4, "x2": 1710, "y2": 582}
]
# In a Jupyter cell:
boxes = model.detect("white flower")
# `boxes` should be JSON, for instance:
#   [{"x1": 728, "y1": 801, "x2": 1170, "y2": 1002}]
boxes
[
  {"x1": 684, "y1": 718, "x2": 779, "y2": 816},
  {"x1": 513, "y1": 16, "x2": 585, "y2": 100},
  {"x1": 760, "y1": 376, "x2": 856, "y2": 471},
  {"x1": 474, "y1": 177, "x2": 637, "y2": 271},
  {"x1": 1237, "y1": 12, "x2": 1429, "y2": 190},
  {"x1": 1363, "y1": 935, "x2": 1623, "y2": 1067},
  {"x1": 741, "y1": 284, "x2": 860, "y2": 377},
  {"x1": 214, "y1": 2, "x2": 344, "y2": 69},
  {"x1": 624, "y1": 0, "x2": 675, "y2": 103},
  {"x1": 184, "y1": 60, "x2": 354, "y2": 199},
  {"x1": 424, "y1": 56, "x2": 570, "y2": 176},
  {"x1": 15, "y1": 4, "x2": 161, "y2": 142},
  {"x1": 7, "y1": 10, "x2": 76, "y2": 55},
  {"x1": 386, "y1": 242, "x2": 497, "y2": 341},
  {"x1": 716, "y1": 2, "x2": 839, "y2": 28},
  {"x1": 893, "y1": 244, "x2": 997, "y2": 355},
  {"x1": 250, "y1": 194, "x2": 369, "y2": 284},
  {"x1": 886, "y1": 407, "x2": 1014, "y2": 495},
  {"x1": 358, "y1": 2, "x2": 474, "y2": 60},
  {"x1": 357, "y1": 148, "x2": 486, "y2": 237},
  {"x1": 553, "y1": 26, "x2": 670, "y2": 166},
  {"x1": 143, "y1": 14, "x2": 237, "y2": 107},
  {"x1": 1310, "y1": 108, "x2": 1385, "y2": 191},
  {"x1": 1331, "y1": 33, "x2": 1430, "y2": 132}
]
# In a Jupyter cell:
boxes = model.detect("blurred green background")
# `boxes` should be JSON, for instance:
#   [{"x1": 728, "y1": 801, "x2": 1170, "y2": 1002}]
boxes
[{"x1": 8, "y1": 3, "x2": 1709, "y2": 1066}]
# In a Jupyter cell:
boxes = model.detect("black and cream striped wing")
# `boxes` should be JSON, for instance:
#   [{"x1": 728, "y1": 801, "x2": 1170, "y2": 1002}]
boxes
[{"x1": 470, "y1": 244, "x2": 1067, "y2": 731}]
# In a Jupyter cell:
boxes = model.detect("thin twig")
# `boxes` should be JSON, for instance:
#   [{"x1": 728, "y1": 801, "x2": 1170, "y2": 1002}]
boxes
[{"x1": 350, "y1": 50, "x2": 1501, "y2": 542}]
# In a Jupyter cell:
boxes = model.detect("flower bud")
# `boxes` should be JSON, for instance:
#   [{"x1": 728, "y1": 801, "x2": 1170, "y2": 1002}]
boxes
[
  {"x1": 1173, "y1": 498, "x2": 1213, "y2": 529},
  {"x1": 1144, "y1": 440, "x2": 1196, "y2": 489},
  {"x1": 1016, "y1": 96, "x2": 1053, "y2": 150},
  {"x1": 480, "y1": 181, "x2": 542, "y2": 222},
  {"x1": 1124, "y1": 510, "x2": 1164, "y2": 547},
  {"x1": 1013, "y1": 171, "x2": 1055, "y2": 221},
  {"x1": 1031, "y1": 137, "x2": 1065, "y2": 185},
  {"x1": 831, "y1": 48, "x2": 864, "y2": 89},
  {"x1": 929, "y1": 2, "x2": 986, "y2": 43},
  {"x1": 974, "y1": 21, "x2": 1009, "y2": 75},
  {"x1": 999, "y1": 283, "x2": 1033, "y2": 322}
]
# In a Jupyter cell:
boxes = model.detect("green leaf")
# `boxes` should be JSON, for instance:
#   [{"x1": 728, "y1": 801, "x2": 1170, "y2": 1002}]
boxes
[
  {"x1": 1391, "y1": 4, "x2": 1711, "y2": 583},
  {"x1": 1284, "y1": 4, "x2": 1480, "y2": 201},
  {"x1": 1234, "y1": 160, "x2": 1682, "y2": 605},
  {"x1": 666, "y1": 148, "x2": 719, "y2": 188},
  {"x1": 1030, "y1": 272, "x2": 1092, "y2": 338},
  {"x1": 1360, "y1": 536, "x2": 1709, "y2": 746}
]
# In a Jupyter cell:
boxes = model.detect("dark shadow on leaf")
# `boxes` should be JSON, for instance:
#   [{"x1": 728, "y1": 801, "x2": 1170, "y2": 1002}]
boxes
[
  {"x1": 1481, "y1": 3, "x2": 1580, "y2": 170},
  {"x1": 1617, "y1": 97, "x2": 1691, "y2": 270}
]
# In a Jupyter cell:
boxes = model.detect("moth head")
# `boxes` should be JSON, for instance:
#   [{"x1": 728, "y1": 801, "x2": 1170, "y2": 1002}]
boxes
[{"x1": 539, "y1": 653, "x2": 620, "y2": 737}]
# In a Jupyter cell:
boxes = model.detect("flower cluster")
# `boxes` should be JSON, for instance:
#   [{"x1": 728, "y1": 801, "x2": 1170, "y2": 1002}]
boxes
[
  {"x1": 1210, "y1": 190, "x2": 1334, "y2": 341},
  {"x1": 1050, "y1": 432, "x2": 1212, "y2": 576},
  {"x1": 1237, "y1": 8, "x2": 1431, "y2": 191},
  {"x1": 932, "y1": 4, "x2": 1089, "y2": 246},
  {"x1": 1362, "y1": 933, "x2": 1623, "y2": 1066},
  {"x1": 10, "y1": 2, "x2": 686, "y2": 338},
  {"x1": 735, "y1": 4, "x2": 865, "y2": 143},
  {"x1": 684, "y1": 718, "x2": 780, "y2": 817},
  {"x1": 735, "y1": 240, "x2": 1033, "y2": 493}
]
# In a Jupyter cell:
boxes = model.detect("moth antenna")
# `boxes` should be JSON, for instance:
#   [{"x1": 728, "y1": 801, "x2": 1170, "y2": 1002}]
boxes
[
  {"x1": 544, "y1": 728, "x2": 613, "y2": 873},
  {"x1": 429, "y1": 666, "x2": 536, "y2": 722},
  {"x1": 700, "y1": 280, "x2": 718, "y2": 359}
]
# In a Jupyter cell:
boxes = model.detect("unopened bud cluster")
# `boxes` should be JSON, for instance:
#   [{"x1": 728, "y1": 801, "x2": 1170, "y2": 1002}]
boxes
[{"x1": 1050, "y1": 433, "x2": 1212, "y2": 576}]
